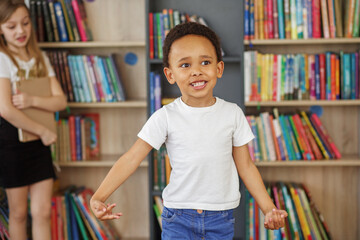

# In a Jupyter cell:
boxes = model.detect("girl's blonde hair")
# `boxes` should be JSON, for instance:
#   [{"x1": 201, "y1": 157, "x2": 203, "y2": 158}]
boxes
[{"x1": 0, "y1": 0, "x2": 48, "y2": 77}]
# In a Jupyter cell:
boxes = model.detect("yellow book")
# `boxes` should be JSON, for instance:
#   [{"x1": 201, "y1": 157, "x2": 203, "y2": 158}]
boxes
[
  {"x1": 258, "y1": 0, "x2": 264, "y2": 39},
  {"x1": 288, "y1": 184, "x2": 312, "y2": 239}
]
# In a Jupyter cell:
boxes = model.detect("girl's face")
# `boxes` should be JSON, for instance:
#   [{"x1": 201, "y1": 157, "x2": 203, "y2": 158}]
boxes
[
  {"x1": 0, "y1": 6, "x2": 31, "y2": 52},
  {"x1": 164, "y1": 35, "x2": 224, "y2": 107}
]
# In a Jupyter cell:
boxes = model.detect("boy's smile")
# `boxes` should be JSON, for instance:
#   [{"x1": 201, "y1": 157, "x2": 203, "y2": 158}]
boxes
[{"x1": 164, "y1": 34, "x2": 224, "y2": 107}]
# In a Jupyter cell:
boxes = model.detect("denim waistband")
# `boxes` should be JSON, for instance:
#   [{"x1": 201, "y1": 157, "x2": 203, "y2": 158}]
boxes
[{"x1": 164, "y1": 207, "x2": 234, "y2": 217}]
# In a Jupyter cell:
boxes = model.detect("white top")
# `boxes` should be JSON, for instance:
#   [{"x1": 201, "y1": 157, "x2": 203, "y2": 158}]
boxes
[
  {"x1": 0, "y1": 51, "x2": 55, "y2": 93},
  {"x1": 138, "y1": 97, "x2": 254, "y2": 210}
]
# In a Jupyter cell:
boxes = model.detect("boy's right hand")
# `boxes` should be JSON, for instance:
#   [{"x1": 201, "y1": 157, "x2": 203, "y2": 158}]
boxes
[
  {"x1": 90, "y1": 198, "x2": 123, "y2": 220},
  {"x1": 40, "y1": 128, "x2": 57, "y2": 146}
]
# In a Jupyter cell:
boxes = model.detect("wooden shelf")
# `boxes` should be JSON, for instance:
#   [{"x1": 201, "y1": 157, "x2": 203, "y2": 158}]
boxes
[
  {"x1": 58, "y1": 155, "x2": 148, "y2": 168},
  {"x1": 67, "y1": 100, "x2": 147, "y2": 108},
  {"x1": 245, "y1": 100, "x2": 360, "y2": 107},
  {"x1": 244, "y1": 38, "x2": 360, "y2": 45},
  {"x1": 38, "y1": 41, "x2": 146, "y2": 48},
  {"x1": 255, "y1": 158, "x2": 360, "y2": 167}
]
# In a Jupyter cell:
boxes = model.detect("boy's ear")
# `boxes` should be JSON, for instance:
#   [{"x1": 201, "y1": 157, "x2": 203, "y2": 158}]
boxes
[
  {"x1": 163, "y1": 67, "x2": 176, "y2": 84},
  {"x1": 216, "y1": 61, "x2": 224, "y2": 79}
]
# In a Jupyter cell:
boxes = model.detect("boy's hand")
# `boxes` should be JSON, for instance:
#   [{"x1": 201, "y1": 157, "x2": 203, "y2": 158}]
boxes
[
  {"x1": 264, "y1": 208, "x2": 288, "y2": 230},
  {"x1": 90, "y1": 198, "x2": 123, "y2": 220}
]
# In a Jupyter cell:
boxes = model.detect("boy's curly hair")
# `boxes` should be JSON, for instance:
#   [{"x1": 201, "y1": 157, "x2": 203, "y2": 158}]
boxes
[{"x1": 162, "y1": 22, "x2": 222, "y2": 68}]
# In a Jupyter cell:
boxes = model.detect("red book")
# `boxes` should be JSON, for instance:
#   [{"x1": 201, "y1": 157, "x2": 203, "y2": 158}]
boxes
[
  {"x1": 51, "y1": 196, "x2": 58, "y2": 240},
  {"x1": 310, "y1": 113, "x2": 341, "y2": 159},
  {"x1": 149, "y1": 13, "x2": 154, "y2": 59},
  {"x1": 319, "y1": 54, "x2": 326, "y2": 100},
  {"x1": 267, "y1": 0, "x2": 274, "y2": 38},
  {"x1": 68, "y1": 115, "x2": 77, "y2": 161},
  {"x1": 272, "y1": 0, "x2": 279, "y2": 38},
  {"x1": 312, "y1": 0, "x2": 322, "y2": 38},
  {"x1": 71, "y1": 0, "x2": 87, "y2": 41},
  {"x1": 330, "y1": 54, "x2": 336, "y2": 100},
  {"x1": 293, "y1": 114, "x2": 315, "y2": 160},
  {"x1": 254, "y1": 200, "x2": 259, "y2": 240},
  {"x1": 301, "y1": 117, "x2": 323, "y2": 159}
]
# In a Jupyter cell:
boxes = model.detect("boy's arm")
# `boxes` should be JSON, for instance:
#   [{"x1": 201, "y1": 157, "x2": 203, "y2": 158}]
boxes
[
  {"x1": 90, "y1": 138, "x2": 153, "y2": 220},
  {"x1": 233, "y1": 144, "x2": 287, "y2": 229}
]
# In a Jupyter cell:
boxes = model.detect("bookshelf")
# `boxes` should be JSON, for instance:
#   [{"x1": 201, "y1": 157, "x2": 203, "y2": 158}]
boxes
[
  {"x1": 146, "y1": 0, "x2": 246, "y2": 239},
  {"x1": 38, "y1": 0, "x2": 149, "y2": 238},
  {"x1": 245, "y1": 37, "x2": 360, "y2": 239}
]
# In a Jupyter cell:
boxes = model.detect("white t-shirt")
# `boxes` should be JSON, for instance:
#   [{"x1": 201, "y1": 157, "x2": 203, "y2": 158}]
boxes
[
  {"x1": 138, "y1": 97, "x2": 254, "y2": 210},
  {"x1": 0, "y1": 51, "x2": 55, "y2": 93}
]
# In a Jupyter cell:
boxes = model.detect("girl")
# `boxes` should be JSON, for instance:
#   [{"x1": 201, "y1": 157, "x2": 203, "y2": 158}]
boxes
[{"x1": 0, "y1": 1, "x2": 67, "y2": 239}]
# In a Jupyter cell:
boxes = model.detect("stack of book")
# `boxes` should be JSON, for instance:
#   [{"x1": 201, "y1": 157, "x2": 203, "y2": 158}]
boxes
[
  {"x1": 29, "y1": 0, "x2": 93, "y2": 42},
  {"x1": 244, "y1": 50, "x2": 360, "y2": 102},
  {"x1": 245, "y1": 182, "x2": 331, "y2": 239},
  {"x1": 50, "y1": 186, "x2": 120, "y2": 240},
  {"x1": 149, "y1": 9, "x2": 210, "y2": 59},
  {"x1": 246, "y1": 110, "x2": 341, "y2": 161},
  {"x1": 244, "y1": 0, "x2": 360, "y2": 39},
  {"x1": 54, "y1": 113, "x2": 100, "y2": 163},
  {"x1": 46, "y1": 51, "x2": 126, "y2": 103}
]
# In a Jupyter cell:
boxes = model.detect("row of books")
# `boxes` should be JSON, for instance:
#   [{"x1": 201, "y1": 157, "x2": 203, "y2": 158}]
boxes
[
  {"x1": 50, "y1": 186, "x2": 120, "y2": 240},
  {"x1": 149, "y1": 72, "x2": 162, "y2": 115},
  {"x1": 245, "y1": 182, "x2": 331, "y2": 240},
  {"x1": 244, "y1": 0, "x2": 360, "y2": 39},
  {"x1": 53, "y1": 114, "x2": 100, "y2": 163},
  {"x1": 46, "y1": 51, "x2": 126, "y2": 103},
  {"x1": 153, "y1": 145, "x2": 170, "y2": 191},
  {"x1": 244, "y1": 50, "x2": 360, "y2": 102},
  {"x1": 29, "y1": 0, "x2": 93, "y2": 42},
  {"x1": 149, "y1": 9, "x2": 210, "y2": 59},
  {"x1": 246, "y1": 110, "x2": 341, "y2": 162}
]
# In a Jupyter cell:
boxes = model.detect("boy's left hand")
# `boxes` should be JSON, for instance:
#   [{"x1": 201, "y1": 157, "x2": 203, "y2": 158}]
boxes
[{"x1": 264, "y1": 208, "x2": 288, "y2": 230}]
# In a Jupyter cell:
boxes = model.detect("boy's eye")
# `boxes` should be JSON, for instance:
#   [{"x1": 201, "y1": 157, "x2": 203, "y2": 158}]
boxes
[
  {"x1": 202, "y1": 60, "x2": 211, "y2": 65},
  {"x1": 180, "y1": 63, "x2": 190, "y2": 68}
]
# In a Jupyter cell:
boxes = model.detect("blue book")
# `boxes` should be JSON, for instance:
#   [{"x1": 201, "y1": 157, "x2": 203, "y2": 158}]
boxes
[
  {"x1": 244, "y1": 0, "x2": 250, "y2": 39},
  {"x1": 149, "y1": 72, "x2": 155, "y2": 114},
  {"x1": 325, "y1": 52, "x2": 331, "y2": 100},
  {"x1": 249, "y1": 0, "x2": 254, "y2": 39},
  {"x1": 95, "y1": 56, "x2": 113, "y2": 102},
  {"x1": 315, "y1": 54, "x2": 321, "y2": 99},
  {"x1": 279, "y1": 115, "x2": 296, "y2": 160},
  {"x1": 101, "y1": 57, "x2": 117, "y2": 101},
  {"x1": 250, "y1": 117, "x2": 261, "y2": 161},
  {"x1": 306, "y1": 0, "x2": 312, "y2": 38},
  {"x1": 284, "y1": 115, "x2": 301, "y2": 160},
  {"x1": 69, "y1": 56, "x2": 85, "y2": 102},
  {"x1": 53, "y1": 2, "x2": 69, "y2": 41},
  {"x1": 277, "y1": 0, "x2": 285, "y2": 39},
  {"x1": 299, "y1": 54, "x2": 306, "y2": 98},
  {"x1": 154, "y1": 73, "x2": 161, "y2": 111},
  {"x1": 67, "y1": 56, "x2": 80, "y2": 102},
  {"x1": 351, "y1": 53, "x2": 356, "y2": 99},
  {"x1": 74, "y1": 115, "x2": 82, "y2": 160},
  {"x1": 296, "y1": 0, "x2": 303, "y2": 39},
  {"x1": 76, "y1": 55, "x2": 92, "y2": 102}
]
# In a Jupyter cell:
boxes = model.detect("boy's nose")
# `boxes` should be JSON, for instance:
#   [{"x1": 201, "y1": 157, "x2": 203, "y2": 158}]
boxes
[{"x1": 191, "y1": 66, "x2": 202, "y2": 76}]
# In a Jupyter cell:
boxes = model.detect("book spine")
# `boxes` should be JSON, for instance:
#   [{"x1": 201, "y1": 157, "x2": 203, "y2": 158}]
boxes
[
  {"x1": 54, "y1": 2, "x2": 69, "y2": 41},
  {"x1": 71, "y1": 0, "x2": 87, "y2": 41},
  {"x1": 327, "y1": 0, "x2": 336, "y2": 38},
  {"x1": 312, "y1": 0, "x2": 321, "y2": 38},
  {"x1": 64, "y1": 0, "x2": 80, "y2": 41},
  {"x1": 149, "y1": 12, "x2": 154, "y2": 59}
]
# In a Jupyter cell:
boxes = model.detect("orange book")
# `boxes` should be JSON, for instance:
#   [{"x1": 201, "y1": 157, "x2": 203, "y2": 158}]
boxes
[
  {"x1": 327, "y1": 0, "x2": 336, "y2": 37},
  {"x1": 301, "y1": 117, "x2": 323, "y2": 160},
  {"x1": 330, "y1": 54, "x2": 336, "y2": 100}
]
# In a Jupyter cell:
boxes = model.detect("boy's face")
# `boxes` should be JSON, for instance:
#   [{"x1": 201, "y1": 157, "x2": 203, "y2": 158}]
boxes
[
  {"x1": 164, "y1": 35, "x2": 224, "y2": 107},
  {"x1": 0, "y1": 7, "x2": 31, "y2": 52}
]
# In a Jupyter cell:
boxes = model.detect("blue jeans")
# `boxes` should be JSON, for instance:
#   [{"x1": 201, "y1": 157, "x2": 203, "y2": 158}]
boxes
[{"x1": 161, "y1": 207, "x2": 235, "y2": 240}]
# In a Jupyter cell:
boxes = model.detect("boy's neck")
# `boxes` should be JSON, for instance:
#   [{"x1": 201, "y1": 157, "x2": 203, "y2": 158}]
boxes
[{"x1": 181, "y1": 96, "x2": 216, "y2": 108}]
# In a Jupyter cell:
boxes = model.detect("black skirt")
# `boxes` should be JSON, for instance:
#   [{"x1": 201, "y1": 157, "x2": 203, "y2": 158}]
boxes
[{"x1": 0, "y1": 117, "x2": 56, "y2": 188}]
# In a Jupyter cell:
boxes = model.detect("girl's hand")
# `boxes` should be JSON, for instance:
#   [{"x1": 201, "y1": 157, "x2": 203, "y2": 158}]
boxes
[
  {"x1": 12, "y1": 92, "x2": 33, "y2": 109},
  {"x1": 90, "y1": 198, "x2": 123, "y2": 220},
  {"x1": 40, "y1": 128, "x2": 57, "y2": 146},
  {"x1": 264, "y1": 208, "x2": 288, "y2": 230}
]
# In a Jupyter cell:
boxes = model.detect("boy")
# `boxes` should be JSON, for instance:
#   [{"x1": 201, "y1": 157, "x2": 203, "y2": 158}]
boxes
[{"x1": 90, "y1": 22, "x2": 287, "y2": 239}]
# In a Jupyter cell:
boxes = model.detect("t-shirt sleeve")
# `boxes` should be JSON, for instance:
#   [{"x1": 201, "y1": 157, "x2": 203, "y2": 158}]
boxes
[
  {"x1": 137, "y1": 108, "x2": 167, "y2": 150},
  {"x1": 42, "y1": 52, "x2": 55, "y2": 77},
  {"x1": 0, "y1": 53, "x2": 12, "y2": 79},
  {"x1": 233, "y1": 105, "x2": 254, "y2": 147}
]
